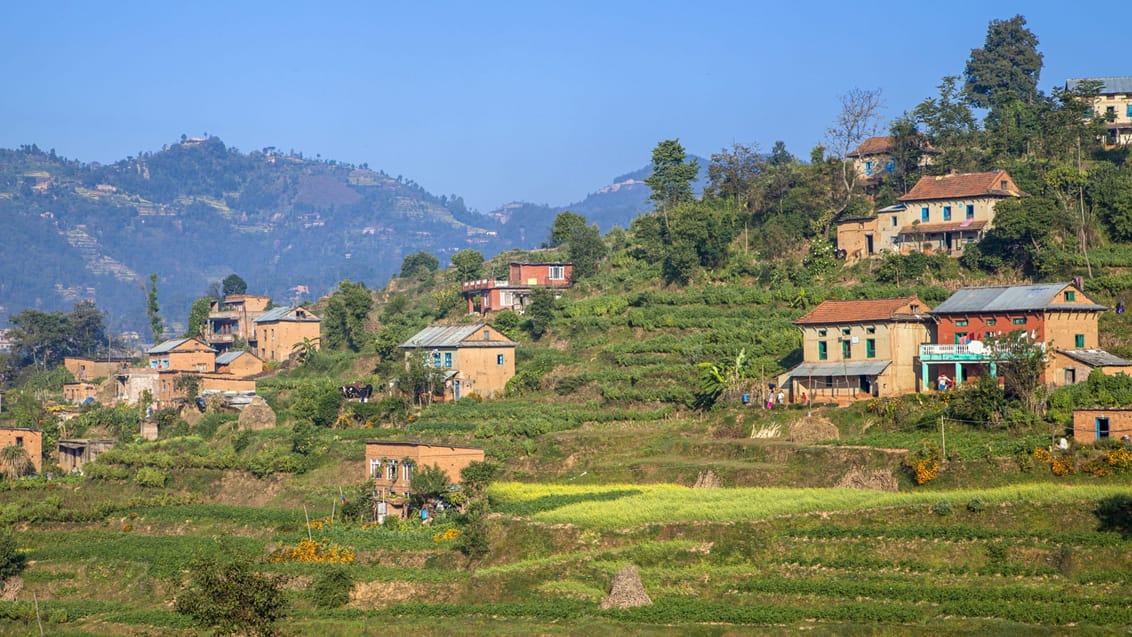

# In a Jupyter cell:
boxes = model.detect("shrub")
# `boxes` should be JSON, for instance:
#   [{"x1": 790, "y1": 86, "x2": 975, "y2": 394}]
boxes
[
  {"x1": 174, "y1": 554, "x2": 289, "y2": 636},
  {"x1": 0, "y1": 532, "x2": 27, "y2": 580},
  {"x1": 134, "y1": 467, "x2": 167, "y2": 488},
  {"x1": 931, "y1": 500, "x2": 953, "y2": 516},
  {"x1": 309, "y1": 567, "x2": 353, "y2": 609}
]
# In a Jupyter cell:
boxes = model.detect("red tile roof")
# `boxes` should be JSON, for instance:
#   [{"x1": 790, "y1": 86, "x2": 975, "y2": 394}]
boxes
[
  {"x1": 794, "y1": 297, "x2": 929, "y2": 325},
  {"x1": 899, "y1": 170, "x2": 1025, "y2": 202},
  {"x1": 846, "y1": 136, "x2": 893, "y2": 158}
]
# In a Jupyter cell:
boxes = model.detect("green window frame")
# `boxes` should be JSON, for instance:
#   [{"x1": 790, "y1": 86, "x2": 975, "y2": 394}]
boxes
[
  {"x1": 1075, "y1": 334, "x2": 1085, "y2": 348},
  {"x1": 1012, "y1": 318, "x2": 1027, "y2": 325},
  {"x1": 818, "y1": 341, "x2": 828, "y2": 360},
  {"x1": 866, "y1": 339, "x2": 876, "y2": 358},
  {"x1": 842, "y1": 340, "x2": 852, "y2": 359},
  {"x1": 1065, "y1": 291, "x2": 1076, "y2": 302}
]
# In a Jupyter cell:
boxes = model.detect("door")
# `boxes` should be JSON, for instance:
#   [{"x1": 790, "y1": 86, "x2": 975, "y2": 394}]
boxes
[
  {"x1": 865, "y1": 234, "x2": 874, "y2": 255},
  {"x1": 1097, "y1": 417, "x2": 1111, "y2": 439},
  {"x1": 454, "y1": 380, "x2": 461, "y2": 401}
]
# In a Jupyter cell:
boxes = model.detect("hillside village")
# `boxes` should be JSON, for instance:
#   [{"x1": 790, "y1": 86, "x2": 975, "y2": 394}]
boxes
[{"x1": 1, "y1": 15, "x2": 1132, "y2": 635}]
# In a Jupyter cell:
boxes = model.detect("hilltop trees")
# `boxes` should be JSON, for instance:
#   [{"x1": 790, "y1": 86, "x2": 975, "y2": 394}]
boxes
[
  {"x1": 450, "y1": 249, "x2": 485, "y2": 281},
  {"x1": 7, "y1": 301, "x2": 111, "y2": 369},
  {"x1": 964, "y1": 15, "x2": 1043, "y2": 109},
  {"x1": 399, "y1": 252, "x2": 440, "y2": 280},
  {"x1": 645, "y1": 139, "x2": 699, "y2": 229},
  {"x1": 549, "y1": 211, "x2": 607, "y2": 279},
  {"x1": 322, "y1": 279, "x2": 373, "y2": 352}
]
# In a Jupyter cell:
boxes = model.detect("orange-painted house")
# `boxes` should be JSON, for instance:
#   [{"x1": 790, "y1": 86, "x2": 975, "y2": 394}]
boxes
[{"x1": 463, "y1": 262, "x2": 573, "y2": 314}]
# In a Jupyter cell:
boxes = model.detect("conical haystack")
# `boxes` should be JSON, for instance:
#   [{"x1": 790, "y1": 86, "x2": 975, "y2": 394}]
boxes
[
  {"x1": 692, "y1": 469, "x2": 721, "y2": 489},
  {"x1": 238, "y1": 397, "x2": 277, "y2": 431},
  {"x1": 600, "y1": 565, "x2": 652, "y2": 609},
  {"x1": 788, "y1": 412, "x2": 840, "y2": 444}
]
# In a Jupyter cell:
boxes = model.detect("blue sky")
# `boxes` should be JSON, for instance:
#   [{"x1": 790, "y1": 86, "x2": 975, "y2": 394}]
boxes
[{"x1": 1, "y1": 2, "x2": 1126, "y2": 212}]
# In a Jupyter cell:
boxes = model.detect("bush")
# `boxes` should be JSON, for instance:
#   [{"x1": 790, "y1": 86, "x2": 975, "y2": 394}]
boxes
[
  {"x1": 174, "y1": 554, "x2": 289, "y2": 636},
  {"x1": 0, "y1": 532, "x2": 27, "y2": 580},
  {"x1": 309, "y1": 568, "x2": 353, "y2": 609},
  {"x1": 134, "y1": 467, "x2": 167, "y2": 488}
]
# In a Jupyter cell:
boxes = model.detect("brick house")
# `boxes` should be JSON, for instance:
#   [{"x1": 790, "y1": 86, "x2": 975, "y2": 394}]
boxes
[
  {"x1": 63, "y1": 382, "x2": 98, "y2": 404},
  {"x1": 1067, "y1": 77, "x2": 1132, "y2": 146},
  {"x1": 399, "y1": 323, "x2": 517, "y2": 400},
  {"x1": 214, "y1": 350, "x2": 264, "y2": 378},
  {"x1": 837, "y1": 170, "x2": 1025, "y2": 260},
  {"x1": 63, "y1": 356, "x2": 132, "y2": 381},
  {"x1": 1072, "y1": 408, "x2": 1132, "y2": 443},
  {"x1": 0, "y1": 428, "x2": 43, "y2": 474},
  {"x1": 846, "y1": 135, "x2": 937, "y2": 186},
  {"x1": 463, "y1": 262, "x2": 573, "y2": 314},
  {"x1": 148, "y1": 338, "x2": 216, "y2": 372},
  {"x1": 364, "y1": 440, "x2": 485, "y2": 518},
  {"x1": 205, "y1": 294, "x2": 272, "y2": 351},
  {"x1": 253, "y1": 307, "x2": 321, "y2": 363},
  {"x1": 782, "y1": 297, "x2": 932, "y2": 404},
  {"x1": 918, "y1": 282, "x2": 1126, "y2": 389}
]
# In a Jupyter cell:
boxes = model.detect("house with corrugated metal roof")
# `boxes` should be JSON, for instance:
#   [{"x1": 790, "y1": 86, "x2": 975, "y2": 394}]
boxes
[
  {"x1": 214, "y1": 350, "x2": 264, "y2": 378},
  {"x1": 919, "y1": 282, "x2": 1129, "y2": 389},
  {"x1": 147, "y1": 338, "x2": 216, "y2": 372},
  {"x1": 399, "y1": 323, "x2": 517, "y2": 400},
  {"x1": 1067, "y1": 77, "x2": 1132, "y2": 146},
  {"x1": 253, "y1": 306, "x2": 321, "y2": 363},
  {"x1": 781, "y1": 297, "x2": 933, "y2": 404}
]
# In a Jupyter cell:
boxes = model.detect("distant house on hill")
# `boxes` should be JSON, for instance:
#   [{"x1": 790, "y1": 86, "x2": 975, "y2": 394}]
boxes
[
  {"x1": 846, "y1": 135, "x2": 936, "y2": 185},
  {"x1": 214, "y1": 350, "x2": 264, "y2": 378},
  {"x1": 837, "y1": 170, "x2": 1025, "y2": 261},
  {"x1": 0, "y1": 428, "x2": 43, "y2": 474},
  {"x1": 364, "y1": 440, "x2": 485, "y2": 519},
  {"x1": 462, "y1": 261, "x2": 573, "y2": 314},
  {"x1": 399, "y1": 323, "x2": 517, "y2": 400},
  {"x1": 782, "y1": 297, "x2": 932, "y2": 405},
  {"x1": 253, "y1": 306, "x2": 321, "y2": 363},
  {"x1": 1067, "y1": 76, "x2": 1132, "y2": 146},
  {"x1": 205, "y1": 294, "x2": 272, "y2": 352}
]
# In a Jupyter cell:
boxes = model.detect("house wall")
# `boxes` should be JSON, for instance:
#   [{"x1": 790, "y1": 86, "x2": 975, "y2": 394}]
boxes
[
  {"x1": 1090, "y1": 92, "x2": 1132, "y2": 145},
  {"x1": 207, "y1": 295, "x2": 272, "y2": 345},
  {"x1": 200, "y1": 376, "x2": 257, "y2": 393},
  {"x1": 796, "y1": 318, "x2": 929, "y2": 400},
  {"x1": 836, "y1": 218, "x2": 879, "y2": 262},
  {"x1": 150, "y1": 343, "x2": 215, "y2": 373},
  {"x1": 364, "y1": 442, "x2": 485, "y2": 493},
  {"x1": 63, "y1": 383, "x2": 98, "y2": 403},
  {"x1": 0, "y1": 428, "x2": 43, "y2": 473},
  {"x1": 255, "y1": 319, "x2": 320, "y2": 362},
  {"x1": 510, "y1": 263, "x2": 573, "y2": 287},
  {"x1": 1072, "y1": 409, "x2": 1132, "y2": 443},
  {"x1": 117, "y1": 369, "x2": 159, "y2": 406},
  {"x1": 58, "y1": 439, "x2": 115, "y2": 473},
  {"x1": 876, "y1": 195, "x2": 1002, "y2": 256},
  {"x1": 64, "y1": 357, "x2": 130, "y2": 381},
  {"x1": 1048, "y1": 352, "x2": 1130, "y2": 386},
  {"x1": 456, "y1": 346, "x2": 515, "y2": 398}
]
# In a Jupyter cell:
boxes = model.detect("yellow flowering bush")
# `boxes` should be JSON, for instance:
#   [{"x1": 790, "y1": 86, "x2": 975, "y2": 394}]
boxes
[
  {"x1": 270, "y1": 539, "x2": 355, "y2": 564},
  {"x1": 433, "y1": 528, "x2": 461, "y2": 543},
  {"x1": 1106, "y1": 448, "x2": 1132, "y2": 474}
]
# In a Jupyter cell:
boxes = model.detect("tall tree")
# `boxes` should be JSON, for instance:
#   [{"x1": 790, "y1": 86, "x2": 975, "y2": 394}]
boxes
[
  {"x1": 565, "y1": 222, "x2": 607, "y2": 279},
  {"x1": 221, "y1": 273, "x2": 248, "y2": 296},
  {"x1": 707, "y1": 143, "x2": 764, "y2": 212},
  {"x1": 185, "y1": 298, "x2": 212, "y2": 339},
  {"x1": 824, "y1": 88, "x2": 884, "y2": 231},
  {"x1": 68, "y1": 300, "x2": 109, "y2": 358},
  {"x1": 321, "y1": 279, "x2": 373, "y2": 351},
  {"x1": 399, "y1": 252, "x2": 439, "y2": 280},
  {"x1": 913, "y1": 76, "x2": 982, "y2": 173},
  {"x1": 644, "y1": 139, "x2": 700, "y2": 230},
  {"x1": 146, "y1": 273, "x2": 164, "y2": 343},
  {"x1": 964, "y1": 15, "x2": 1043, "y2": 109},
  {"x1": 548, "y1": 211, "x2": 588, "y2": 248},
  {"x1": 450, "y1": 249, "x2": 485, "y2": 282}
]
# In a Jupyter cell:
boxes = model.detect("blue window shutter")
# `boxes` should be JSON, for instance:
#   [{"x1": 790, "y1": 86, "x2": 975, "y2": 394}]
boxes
[
  {"x1": 885, "y1": 160, "x2": 895, "y2": 174},
  {"x1": 921, "y1": 207, "x2": 929, "y2": 222}
]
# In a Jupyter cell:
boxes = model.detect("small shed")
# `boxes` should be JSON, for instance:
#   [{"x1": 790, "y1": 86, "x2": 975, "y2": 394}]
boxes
[
  {"x1": 1072, "y1": 408, "x2": 1132, "y2": 443},
  {"x1": 58, "y1": 439, "x2": 116, "y2": 474}
]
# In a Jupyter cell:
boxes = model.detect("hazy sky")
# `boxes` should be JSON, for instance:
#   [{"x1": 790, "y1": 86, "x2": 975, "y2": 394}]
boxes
[{"x1": 2, "y1": 2, "x2": 1126, "y2": 212}]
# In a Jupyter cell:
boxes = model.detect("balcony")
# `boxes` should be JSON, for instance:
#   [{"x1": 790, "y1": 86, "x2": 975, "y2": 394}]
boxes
[
  {"x1": 462, "y1": 279, "x2": 509, "y2": 292},
  {"x1": 210, "y1": 310, "x2": 240, "y2": 320},
  {"x1": 919, "y1": 342, "x2": 1044, "y2": 362}
]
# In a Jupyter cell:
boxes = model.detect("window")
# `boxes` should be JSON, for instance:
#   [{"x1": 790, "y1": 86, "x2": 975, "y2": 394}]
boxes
[
  {"x1": 1065, "y1": 290, "x2": 1076, "y2": 302},
  {"x1": 985, "y1": 319, "x2": 996, "y2": 326},
  {"x1": 1126, "y1": 104, "x2": 1132, "y2": 118},
  {"x1": 1012, "y1": 318, "x2": 1027, "y2": 325},
  {"x1": 402, "y1": 463, "x2": 413, "y2": 482},
  {"x1": 443, "y1": 352, "x2": 452, "y2": 368},
  {"x1": 955, "y1": 319, "x2": 968, "y2": 327},
  {"x1": 943, "y1": 206, "x2": 952, "y2": 221},
  {"x1": 966, "y1": 204, "x2": 975, "y2": 219},
  {"x1": 864, "y1": 161, "x2": 873, "y2": 177},
  {"x1": 866, "y1": 326, "x2": 876, "y2": 334},
  {"x1": 432, "y1": 351, "x2": 441, "y2": 368},
  {"x1": 549, "y1": 265, "x2": 565, "y2": 280},
  {"x1": 1075, "y1": 334, "x2": 1086, "y2": 348},
  {"x1": 818, "y1": 341, "x2": 828, "y2": 360},
  {"x1": 14, "y1": 437, "x2": 22, "y2": 448},
  {"x1": 386, "y1": 462, "x2": 397, "y2": 481},
  {"x1": 885, "y1": 159, "x2": 895, "y2": 174},
  {"x1": 921, "y1": 207, "x2": 929, "y2": 222},
  {"x1": 1107, "y1": 105, "x2": 1116, "y2": 115},
  {"x1": 497, "y1": 354, "x2": 505, "y2": 366},
  {"x1": 1064, "y1": 368, "x2": 1076, "y2": 385},
  {"x1": 841, "y1": 327, "x2": 851, "y2": 336},
  {"x1": 842, "y1": 340, "x2": 852, "y2": 359},
  {"x1": 1097, "y1": 416, "x2": 1111, "y2": 439},
  {"x1": 817, "y1": 329, "x2": 827, "y2": 337},
  {"x1": 483, "y1": 329, "x2": 490, "y2": 340},
  {"x1": 866, "y1": 339, "x2": 876, "y2": 358},
  {"x1": 369, "y1": 458, "x2": 380, "y2": 478},
  {"x1": 1000, "y1": 180, "x2": 1007, "y2": 190}
]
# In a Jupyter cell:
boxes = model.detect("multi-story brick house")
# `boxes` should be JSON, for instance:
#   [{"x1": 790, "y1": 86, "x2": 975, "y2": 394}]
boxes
[
  {"x1": 837, "y1": 170, "x2": 1025, "y2": 260},
  {"x1": 147, "y1": 338, "x2": 216, "y2": 372},
  {"x1": 363, "y1": 440, "x2": 485, "y2": 519},
  {"x1": 252, "y1": 307, "x2": 321, "y2": 363},
  {"x1": 1067, "y1": 77, "x2": 1132, "y2": 146},
  {"x1": 919, "y1": 282, "x2": 1128, "y2": 389},
  {"x1": 463, "y1": 261, "x2": 573, "y2": 314},
  {"x1": 846, "y1": 135, "x2": 936, "y2": 186},
  {"x1": 205, "y1": 294, "x2": 271, "y2": 351},
  {"x1": 782, "y1": 297, "x2": 933, "y2": 404},
  {"x1": 399, "y1": 323, "x2": 517, "y2": 400}
]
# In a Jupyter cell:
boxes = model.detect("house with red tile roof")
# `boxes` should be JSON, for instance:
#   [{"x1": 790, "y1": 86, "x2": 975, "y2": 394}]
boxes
[
  {"x1": 836, "y1": 170, "x2": 1025, "y2": 261},
  {"x1": 780, "y1": 297, "x2": 933, "y2": 404}
]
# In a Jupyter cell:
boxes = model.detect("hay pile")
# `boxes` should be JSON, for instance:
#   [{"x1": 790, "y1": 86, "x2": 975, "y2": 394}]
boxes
[
  {"x1": 238, "y1": 398, "x2": 277, "y2": 431},
  {"x1": 600, "y1": 565, "x2": 651, "y2": 609},
  {"x1": 788, "y1": 412, "x2": 840, "y2": 444},
  {"x1": 836, "y1": 467, "x2": 899, "y2": 492},
  {"x1": 0, "y1": 576, "x2": 22, "y2": 601},
  {"x1": 181, "y1": 405, "x2": 204, "y2": 427},
  {"x1": 692, "y1": 469, "x2": 721, "y2": 488}
]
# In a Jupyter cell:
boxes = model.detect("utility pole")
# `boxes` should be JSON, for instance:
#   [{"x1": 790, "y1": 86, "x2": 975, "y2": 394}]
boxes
[{"x1": 940, "y1": 416, "x2": 946, "y2": 462}]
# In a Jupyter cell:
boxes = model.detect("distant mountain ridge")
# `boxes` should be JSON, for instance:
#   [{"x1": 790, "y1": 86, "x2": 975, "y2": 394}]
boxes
[{"x1": 0, "y1": 139, "x2": 697, "y2": 334}]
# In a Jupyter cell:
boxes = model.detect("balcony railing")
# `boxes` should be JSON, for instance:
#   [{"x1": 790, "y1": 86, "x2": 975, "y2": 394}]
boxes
[
  {"x1": 919, "y1": 342, "x2": 1044, "y2": 361},
  {"x1": 462, "y1": 279, "x2": 509, "y2": 292}
]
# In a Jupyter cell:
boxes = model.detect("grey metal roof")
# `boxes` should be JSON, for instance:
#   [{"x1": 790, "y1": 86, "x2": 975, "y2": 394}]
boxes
[
  {"x1": 400, "y1": 323, "x2": 516, "y2": 349},
  {"x1": 877, "y1": 203, "x2": 906, "y2": 213},
  {"x1": 148, "y1": 338, "x2": 191, "y2": 354},
  {"x1": 930, "y1": 283, "x2": 1106, "y2": 315},
  {"x1": 787, "y1": 360, "x2": 891, "y2": 378},
  {"x1": 1067, "y1": 77, "x2": 1132, "y2": 94},
  {"x1": 253, "y1": 307, "x2": 320, "y2": 323},
  {"x1": 1057, "y1": 349, "x2": 1132, "y2": 367},
  {"x1": 215, "y1": 351, "x2": 247, "y2": 365}
]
